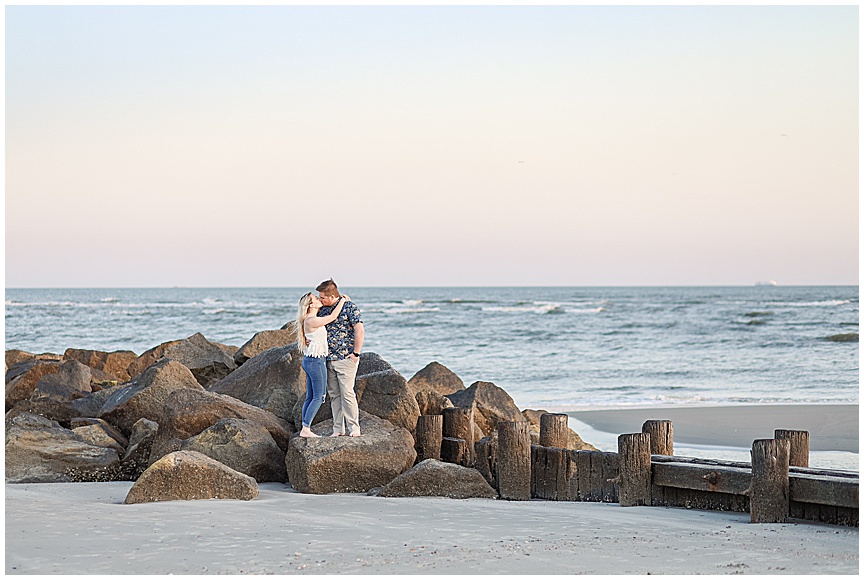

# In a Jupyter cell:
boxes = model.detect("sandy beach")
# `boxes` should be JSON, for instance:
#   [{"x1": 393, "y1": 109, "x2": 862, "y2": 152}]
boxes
[
  {"x1": 567, "y1": 404, "x2": 859, "y2": 453},
  {"x1": 6, "y1": 403, "x2": 859, "y2": 574},
  {"x1": 6, "y1": 480, "x2": 859, "y2": 575}
]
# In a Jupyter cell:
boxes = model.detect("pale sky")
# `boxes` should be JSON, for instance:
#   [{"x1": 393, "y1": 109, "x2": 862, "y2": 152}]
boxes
[{"x1": 5, "y1": 5, "x2": 859, "y2": 287}]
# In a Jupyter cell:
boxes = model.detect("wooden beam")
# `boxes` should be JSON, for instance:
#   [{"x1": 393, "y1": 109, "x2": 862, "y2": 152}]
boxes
[
  {"x1": 652, "y1": 462, "x2": 751, "y2": 496},
  {"x1": 790, "y1": 473, "x2": 859, "y2": 509}
]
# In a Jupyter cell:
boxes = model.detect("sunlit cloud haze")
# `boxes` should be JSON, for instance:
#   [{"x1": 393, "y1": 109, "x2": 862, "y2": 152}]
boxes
[{"x1": 5, "y1": 5, "x2": 858, "y2": 287}]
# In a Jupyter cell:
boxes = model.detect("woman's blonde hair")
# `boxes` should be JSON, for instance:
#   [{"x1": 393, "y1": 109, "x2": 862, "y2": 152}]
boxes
[{"x1": 294, "y1": 292, "x2": 314, "y2": 351}]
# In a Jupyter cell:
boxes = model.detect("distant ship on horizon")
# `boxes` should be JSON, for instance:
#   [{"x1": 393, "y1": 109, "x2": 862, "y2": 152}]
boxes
[{"x1": 755, "y1": 280, "x2": 778, "y2": 286}]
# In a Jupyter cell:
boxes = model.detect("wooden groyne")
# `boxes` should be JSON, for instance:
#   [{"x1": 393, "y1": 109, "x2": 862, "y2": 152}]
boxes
[{"x1": 461, "y1": 415, "x2": 857, "y2": 527}]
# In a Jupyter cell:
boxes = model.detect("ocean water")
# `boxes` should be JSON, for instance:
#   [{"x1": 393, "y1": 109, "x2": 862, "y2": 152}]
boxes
[{"x1": 5, "y1": 286, "x2": 857, "y2": 412}]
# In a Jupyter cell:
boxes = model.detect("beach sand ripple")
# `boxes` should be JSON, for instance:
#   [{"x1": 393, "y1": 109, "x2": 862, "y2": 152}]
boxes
[{"x1": 6, "y1": 481, "x2": 858, "y2": 575}]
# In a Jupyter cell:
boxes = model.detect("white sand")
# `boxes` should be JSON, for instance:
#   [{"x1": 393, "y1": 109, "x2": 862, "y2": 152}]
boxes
[
  {"x1": 5, "y1": 481, "x2": 859, "y2": 575},
  {"x1": 567, "y1": 404, "x2": 859, "y2": 453}
]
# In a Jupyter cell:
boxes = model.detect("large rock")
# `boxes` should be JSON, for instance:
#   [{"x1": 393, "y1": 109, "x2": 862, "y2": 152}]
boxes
[
  {"x1": 521, "y1": 409, "x2": 546, "y2": 426},
  {"x1": 85, "y1": 367, "x2": 120, "y2": 390},
  {"x1": 376, "y1": 459, "x2": 498, "y2": 499},
  {"x1": 446, "y1": 381, "x2": 524, "y2": 436},
  {"x1": 354, "y1": 369, "x2": 420, "y2": 433},
  {"x1": 72, "y1": 424, "x2": 125, "y2": 455},
  {"x1": 118, "y1": 418, "x2": 160, "y2": 480},
  {"x1": 5, "y1": 412, "x2": 120, "y2": 483},
  {"x1": 32, "y1": 360, "x2": 92, "y2": 402},
  {"x1": 414, "y1": 389, "x2": 455, "y2": 416},
  {"x1": 5, "y1": 360, "x2": 61, "y2": 409},
  {"x1": 150, "y1": 389, "x2": 293, "y2": 464},
  {"x1": 292, "y1": 396, "x2": 332, "y2": 431},
  {"x1": 181, "y1": 418, "x2": 287, "y2": 483},
  {"x1": 566, "y1": 429, "x2": 598, "y2": 451},
  {"x1": 356, "y1": 352, "x2": 395, "y2": 376},
  {"x1": 407, "y1": 362, "x2": 464, "y2": 416},
  {"x1": 215, "y1": 342, "x2": 240, "y2": 359},
  {"x1": 127, "y1": 333, "x2": 236, "y2": 387},
  {"x1": 70, "y1": 417, "x2": 129, "y2": 448},
  {"x1": 5, "y1": 352, "x2": 62, "y2": 381},
  {"x1": 522, "y1": 408, "x2": 548, "y2": 445},
  {"x1": 7, "y1": 375, "x2": 126, "y2": 429},
  {"x1": 5, "y1": 349, "x2": 36, "y2": 369},
  {"x1": 71, "y1": 384, "x2": 126, "y2": 418},
  {"x1": 5, "y1": 360, "x2": 34, "y2": 385},
  {"x1": 124, "y1": 450, "x2": 259, "y2": 504},
  {"x1": 99, "y1": 360, "x2": 204, "y2": 434},
  {"x1": 5, "y1": 398, "x2": 82, "y2": 427},
  {"x1": 63, "y1": 348, "x2": 138, "y2": 383},
  {"x1": 407, "y1": 362, "x2": 465, "y2": 396},
  {"x1": 285, "y1": 411, "x2": 416, "y2": 494},
  {"x1": 208, "y1": 344, "x2": 305, "y2": 423},
  {"x1": 233, "y1": 329, "x2": 298, "y2": 366}
]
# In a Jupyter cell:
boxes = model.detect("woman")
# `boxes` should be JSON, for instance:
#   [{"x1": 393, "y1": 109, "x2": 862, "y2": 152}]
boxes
[{"x1": 294, "y1": 292, "x2": 347, "y2": 437}]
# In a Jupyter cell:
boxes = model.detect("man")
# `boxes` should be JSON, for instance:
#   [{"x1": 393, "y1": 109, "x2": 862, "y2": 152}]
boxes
[{"x1": 316, "y1": 278, "x2": 364, "y2": 437}]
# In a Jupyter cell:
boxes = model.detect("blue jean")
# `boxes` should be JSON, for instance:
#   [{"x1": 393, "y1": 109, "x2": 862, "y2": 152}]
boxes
[{"x1": 301, "y1": 355, "x2": 327, "y2": 428}]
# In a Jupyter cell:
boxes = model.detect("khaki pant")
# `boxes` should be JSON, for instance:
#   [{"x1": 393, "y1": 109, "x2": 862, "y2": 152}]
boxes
[{"x1": 326, "y1": 358, "x2": 361, "y2": 435}]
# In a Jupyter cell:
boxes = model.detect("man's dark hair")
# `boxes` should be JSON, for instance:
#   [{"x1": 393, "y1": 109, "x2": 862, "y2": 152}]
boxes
[{"x1": 316, "y1": 278, "x2": 339, "y2": 296}]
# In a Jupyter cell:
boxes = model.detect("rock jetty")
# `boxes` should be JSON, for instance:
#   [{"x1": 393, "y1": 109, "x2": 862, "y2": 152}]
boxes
[{"x1": 5, "y1": 332, "x2": 596, "y2": 503}]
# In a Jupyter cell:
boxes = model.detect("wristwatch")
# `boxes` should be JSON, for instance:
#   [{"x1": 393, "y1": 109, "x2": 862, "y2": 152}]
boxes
[{"x1": 352, "y1": 352, "x2": 361, "y2": 357}]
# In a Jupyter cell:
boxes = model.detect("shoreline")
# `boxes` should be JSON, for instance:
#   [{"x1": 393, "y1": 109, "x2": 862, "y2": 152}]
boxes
[
  {"x1": 6, "y1": 481, "x2": 859, "y2": 575},
  {"x1": 565, "y1": 403, "x2": 859, "y2": 454}
]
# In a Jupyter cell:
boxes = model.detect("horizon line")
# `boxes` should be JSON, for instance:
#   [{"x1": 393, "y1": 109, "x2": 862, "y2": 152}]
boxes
[{"x1": 5, "y1": 283, "x2": 859, "y2": 290}]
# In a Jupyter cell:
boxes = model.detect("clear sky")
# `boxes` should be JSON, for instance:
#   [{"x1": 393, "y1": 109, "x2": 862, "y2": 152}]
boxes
[{"x1": 5, "y1": 5, "x2": 858, "y2": 287}]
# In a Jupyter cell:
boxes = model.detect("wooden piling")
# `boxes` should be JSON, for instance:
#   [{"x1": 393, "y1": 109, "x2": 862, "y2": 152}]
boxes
[
  {"x1": 443, "y1": 407, "x2": 474, "y2": 464},
  {"x1": 441, "y1": 437, "x2": 470, "y2": 467},
  {"x1": 570, "y1": 450, "x2": 619, "y2": 503},
  {"x1": 474, "y1": 436, "x2": 497, "y2": 488},
  {"x1": 497, "y1": 421, "x2": 531, "y2": 500},
  {"x1": 539, "y1": 413, "x2": 569, "y2": 449},
  {"x1": 775, "y1": 429, "x2": 809, "y2": 468},
  {"x1": 531, "y1": 445, "x2": 571, "y2": 500},
  {"x1": 618, "y1": 433, "x2": 652, "y2": 507},
  {"x1": 642, "y1": 420, "x2": 673, "y2": 456},
  {"x1": 414, "y1": 414, "x2": 443, "y2": 463},
  {"x1": 750, "y1": 438, "x2": 790, "y2": 523}
]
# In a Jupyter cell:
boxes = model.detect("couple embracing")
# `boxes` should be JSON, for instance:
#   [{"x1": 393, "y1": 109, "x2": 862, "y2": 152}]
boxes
[{"x1": 294, "y1": 279, "x2": 364, "y2": 438}]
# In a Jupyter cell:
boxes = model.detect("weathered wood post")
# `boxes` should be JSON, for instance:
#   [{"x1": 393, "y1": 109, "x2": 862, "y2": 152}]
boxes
[
  {"x1": 570, "y1": 450, "x2": 620, "y2": 503},
  {"x1": 531, "y1": 445, "x2": 571, "y2": 500},
  {"x1": 443, "y1": 407, "x2": 474, "y2": 464},
  {"x1": 539, "y1": 413, "x2": 569, "y2": 448},
  {"x1": 441, "y1": 437, "x2": 470, "y2": 466},
  {"x1": 497, "y1": 421, "x2": 531, "y2": 500},
  {"x1": 475, "y1": 437, "x2": 497, "y2": 488},
  {"x1": 749, "y1": 438, "x2": 790, "y2": 523},
  {"x1": 414, "y1": 414, "x2": 443, "y2": 462},
  {"x1": 774, "y1": 429, "x2": 809, "y2": 468},
  {"x1": 617, "y1": 433, "x2": 652, "y2": 507},
  {"x1": 642, "y1": 420, "x2": 673, "y2": 456}
]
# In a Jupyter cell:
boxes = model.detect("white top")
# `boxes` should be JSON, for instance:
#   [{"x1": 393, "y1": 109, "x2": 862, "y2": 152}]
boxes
[{"x1": 303, "y1": 325, "x2": 328, "y2": 358}]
